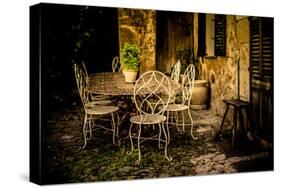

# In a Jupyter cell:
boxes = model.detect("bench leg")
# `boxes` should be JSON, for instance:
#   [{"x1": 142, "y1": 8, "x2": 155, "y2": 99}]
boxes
[
  {"x1": 239, "y1": 108, "x2": 247, "y2": 141},
  {"x1": 232, "y1": 108, "x2": 237, "y2": 149},
  {"x1": 215, "y1": 104, "x2": 229, "y2": 139}
]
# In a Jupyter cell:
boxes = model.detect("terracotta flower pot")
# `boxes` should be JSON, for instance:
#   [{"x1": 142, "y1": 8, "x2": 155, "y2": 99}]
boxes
[
  {"x1": 123, "y1": 70, "x2": 138, "y2": 82},
  {"x1": 191, "y1": 80, "x2": 209, "y2": 110}
]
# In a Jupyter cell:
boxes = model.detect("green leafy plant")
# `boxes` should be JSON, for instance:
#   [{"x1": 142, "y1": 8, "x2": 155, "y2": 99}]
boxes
[{"x1": 121, "y1": 43, "x2": 141, "y2": 71}]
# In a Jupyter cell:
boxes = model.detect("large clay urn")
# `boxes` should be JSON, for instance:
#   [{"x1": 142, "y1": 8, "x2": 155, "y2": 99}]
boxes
[{"x1": 191, "y1": 80, "x2": 209, "y2": 110}]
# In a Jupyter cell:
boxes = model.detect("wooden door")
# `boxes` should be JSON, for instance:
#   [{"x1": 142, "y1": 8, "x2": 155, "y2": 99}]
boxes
[
  {"x1": 249, "y1": 17, "x2": 273, "y2": 142},
  {"x1": 156, "y1": 11, "x2": 193, "y2": 73}
]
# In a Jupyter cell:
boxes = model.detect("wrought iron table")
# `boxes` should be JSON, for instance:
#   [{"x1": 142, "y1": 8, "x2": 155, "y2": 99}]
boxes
[
  {"x1": 86, "y1": 72, "x2": 181, "y2": 142},
  {"x1": 86, "y1": 72, "x2": 180, "y2": 96}
]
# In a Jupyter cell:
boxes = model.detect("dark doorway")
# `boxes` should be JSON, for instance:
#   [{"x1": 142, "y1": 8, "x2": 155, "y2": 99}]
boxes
[{"x1": 156, "y1": 11, "x2": 193, "y2": 73}]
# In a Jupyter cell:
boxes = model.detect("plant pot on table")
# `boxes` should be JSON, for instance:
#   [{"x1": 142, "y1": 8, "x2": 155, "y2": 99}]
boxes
[{"x1": 123, "y1": 69, "x2": 138, "y2": 83}]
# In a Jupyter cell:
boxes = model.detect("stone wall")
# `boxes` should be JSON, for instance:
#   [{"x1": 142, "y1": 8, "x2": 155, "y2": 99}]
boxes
[
  {"x1": 195, "y1": 15, "x2": 250, "y2": 116},
  {"x1": 118, "y1": 8, "x2": 156, "y2": 73},
  {"x1": 117, "y1": 11, "x2": 250, "y2": 118}
]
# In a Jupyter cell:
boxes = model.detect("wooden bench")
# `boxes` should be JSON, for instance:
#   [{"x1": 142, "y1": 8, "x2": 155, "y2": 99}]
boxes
[{"x1": 216, "y1": 99, "x2": 250, "y2": 148}]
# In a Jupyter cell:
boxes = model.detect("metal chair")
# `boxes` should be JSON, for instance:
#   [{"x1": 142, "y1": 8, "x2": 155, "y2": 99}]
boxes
[
  {"x1": 167, "y1": 60, "x2": 182, "y2": 103},
  {"x1": 151, "y1": 61, "x2": 181, "y2": 107},
  {"x1": 73, "y1": 64, "x2": 119, "y2": 148},
  {"x1": 112, "y1": 56, "x2": 121, "y2": 72},
  {"x1": 81, "y1": 61, "x2": 112, "y2": 105},
  {"x1": 129, "y1": 71, "x2": 172, "y2": 164},
  {"x1": 161, "y1": 64, "x2": 197, "y2": 140},
  {"x1": 171, "y1": 60, "x2": 181, "y2": 83}
]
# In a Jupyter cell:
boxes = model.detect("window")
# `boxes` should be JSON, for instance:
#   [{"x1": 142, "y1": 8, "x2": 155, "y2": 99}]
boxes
[{"x1": 198, "y1": 13, "x2": 226, "y2": 57}]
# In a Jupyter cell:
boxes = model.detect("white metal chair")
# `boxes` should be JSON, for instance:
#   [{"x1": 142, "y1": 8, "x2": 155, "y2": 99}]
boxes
[
  {"x1": 81, "y1": 61, "x2": 112, "y2": 105},
  {"x1": 73, "y1": 64, "x2": 119, "y2": 148},
  {"x1": 171, "y1": 60, "x2": 181, "y2": 83},
  {"x1": 112, "y1": 56, "x2": 121, "y2": 72},
  {"x1": 161, "y1": 64, "x2": 196, "y2": 140},
  {"x1": 129, "y1": 71, "x2": 172, "y2": 164},
  {"x1": 167, "y1": 60, "x2": 182, "y2": 103},
  {"x1": 152, "y1": 61, "x2": 181, "y2": 106}
]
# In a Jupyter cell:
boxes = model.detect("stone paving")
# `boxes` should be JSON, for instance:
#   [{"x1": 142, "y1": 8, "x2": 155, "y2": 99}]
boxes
[{"x1": 45, "y1": 104, "x2": 273, "y2": 184}]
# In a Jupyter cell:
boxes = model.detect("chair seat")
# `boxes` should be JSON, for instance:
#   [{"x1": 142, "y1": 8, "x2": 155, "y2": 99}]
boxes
[
  {"x1": 86, "y1": 106, "x2": 119, "y2": 115},
  {"x1": 150, "y1": 96, "x2": 175, "y2": 105},
  {"x1": 93, "y1": 95, "x2": 111, "y2": 101},
  {"x1": 130, "y1": 114, "x2": 166, "y2": 125},
  {"x1": 85, "y1": 100, "x2": 112, "y2": 107},
  {"x1": 161, "y1": 104, "x2": 189, "y2": 112},
  {"x1": 161, "y1": 96, "x2": 176, "y2": 104}
]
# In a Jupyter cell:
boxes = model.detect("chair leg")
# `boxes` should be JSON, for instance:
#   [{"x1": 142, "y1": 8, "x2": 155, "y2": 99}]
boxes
[
  {"x1": 89, "y1": 115, "x2": 92, "y2": 140},
  {"x1": 181, "y1": 110, "x2": 185, "y2": 132},
  {"x1": 82, "y1": 114, "x2": 88, "y2": 149},
  {"x1": 166, "y1": 120, "x2": 171, "y2": 144},
  {"x1": 162, "y1": 122, "x2": 172, "y2": 161},
  {"x1": 174, "y1": 111, "x2": 181, "y2": 132},
  {"x1": 165, "y1": 121, "x2": 171, "y2": 144},
  {"x1": 188, "y1": 108, "x2": 197, "y2": 140},
  {"x1": 129, "y1": 122, "x2": 134, "y2": 155},
  {"x1": 166, "y1": 110, "x2": 170, "y2": 126},
  {"x1": 137, "y1": 124, "x2": 142, "y2": 164},
  {"x1": 111, "y1": 113, "x2": 116, "y2": 145},
  {"x1": 174, "y1": 111, "x2": 179, "y2": 132},
  {"x1": 158, "y1": 123, "x2": 162, "y2": 149},
  {"x1": 115, "y1": 112, "x2": 120, "y2": 139}
]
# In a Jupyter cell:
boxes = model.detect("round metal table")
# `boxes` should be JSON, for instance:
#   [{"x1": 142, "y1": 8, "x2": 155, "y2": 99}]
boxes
[{"x1": 86, "y1": 72, "x2": 181, "y2": 96}]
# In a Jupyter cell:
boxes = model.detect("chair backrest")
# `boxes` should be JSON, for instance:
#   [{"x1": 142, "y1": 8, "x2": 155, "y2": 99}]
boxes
[
  {"x1": 133, "y1": 71, "x2": 172, "y2": 116},
  {"x1": 181, "y1": 64, "x2": 195, "y2": 105},
  {"x1": 81, "y1": 61, "x2": 89, "y2": 82},
  {"x1": 171, "y1": 60, "x2": 181, "y2": 83},
  {"x1": 112, "y1": 56, "x2": 121, "y2": 72},
  {"x1": 73, "y1": 64, "x2": 90, "y2": 109}
]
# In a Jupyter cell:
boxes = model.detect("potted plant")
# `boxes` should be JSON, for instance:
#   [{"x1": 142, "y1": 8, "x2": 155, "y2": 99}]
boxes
[{"x1": 121, "y1": 42, "x2": 141, "y2": 82}]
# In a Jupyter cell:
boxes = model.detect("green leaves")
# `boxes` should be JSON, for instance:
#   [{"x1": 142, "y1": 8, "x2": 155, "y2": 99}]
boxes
[{"x1": 121, "y1": 42, "x2": 141, "y2": 71}]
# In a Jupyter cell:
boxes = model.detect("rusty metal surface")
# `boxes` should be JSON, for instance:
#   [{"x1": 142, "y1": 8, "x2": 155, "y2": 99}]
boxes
[{"x1": 86, "y1": 72, "x2": 180, "y2": 96}]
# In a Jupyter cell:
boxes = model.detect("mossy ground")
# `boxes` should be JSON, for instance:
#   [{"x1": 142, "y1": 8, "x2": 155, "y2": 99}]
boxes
[{"x1": 45, "y1": 105, "x2": 272, "y2": 184}]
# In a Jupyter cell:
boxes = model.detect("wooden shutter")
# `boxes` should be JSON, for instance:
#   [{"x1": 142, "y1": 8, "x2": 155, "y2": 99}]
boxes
[
  {"x1": 250, "y1": 17, "x2": 273, "y2": 88},
  {"x1": 214, "y1": 15, "x2": 226, "y2": 56},
  {"x1": 249, "y1": 17, "x2": 273, "y2": 141}
]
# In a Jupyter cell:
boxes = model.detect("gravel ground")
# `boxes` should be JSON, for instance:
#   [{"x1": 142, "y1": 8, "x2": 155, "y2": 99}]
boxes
[{"x1": 44, "y1": 105, "x2": 273, "y2": 184}]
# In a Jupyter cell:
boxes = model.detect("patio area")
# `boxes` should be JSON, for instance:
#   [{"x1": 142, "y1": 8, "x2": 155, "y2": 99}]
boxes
[
  {"x1": 45, "y1": 104, "x2": 273, "y2": 184},
  {"x1": 31, "y1": 4, "x2": 274, "y2": 185}
]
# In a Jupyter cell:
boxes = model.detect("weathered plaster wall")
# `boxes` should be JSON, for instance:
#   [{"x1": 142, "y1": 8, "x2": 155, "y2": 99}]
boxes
[
  {"x1": 236, "y1": 17, "x2": 250, "y2": 101},
  {"x1": 195, "y1": 15, "x2": 250, "y2": 116},
  {"x1": 118, "y1": 8, "x2": 156, "y2": 73}
]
